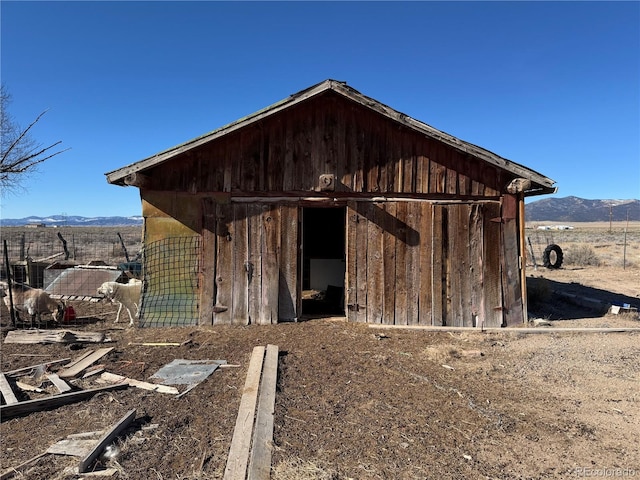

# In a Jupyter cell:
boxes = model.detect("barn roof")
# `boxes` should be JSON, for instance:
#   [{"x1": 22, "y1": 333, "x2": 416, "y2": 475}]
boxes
[{"x1": 106, "y1": 79, "x2": 556, "y2": 196}]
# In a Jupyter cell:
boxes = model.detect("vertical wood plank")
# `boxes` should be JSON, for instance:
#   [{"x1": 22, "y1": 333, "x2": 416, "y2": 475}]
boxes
[
  {"x1": 483, "y1": 202, "x2": 503, "y2": 327},
  {"x1": 232, "y1": 204, "x2": 249, "y2": 325},
  {"x1": 446, "y1": 205, "x2": 461, "y2": 326},
  {"x1": 405, "y1": 202, "x2": 420, "y2": 325},
  {"x1": 418, "y1": 202, "x2": 433, "y2": 325},
  {"x1": 199, "y1": 198, "x2": 216, "y2": 326},
  {"x1": 381, "y1": 202, "x2": 397, "y2": 325},
  {"x1": 278, "y1": 205, "x2": 298, "y2": 322},
  {"x1": 394, "y1": 202, "x2": 408, "y2": 325},
  {"x1": 459, "y1": 205, "x2": 473, "y2": 327},
  {"x1": 345, "y1": 203, "x2": 358, "y2": 322},
  {"x1": 501, "y1": 212, "x2": 524, "y2": 326},
  {"x1": 355, "y1": 204, "x2": 368, "y2": 323},
  {"x1": 469, "y1": 204, "x2": 484, "y2": 328},
  {"x1": 247, "y1": 204, "x2": 263, "y2": 325},
  {"x1": 214, "y1": 203, "x2": 234, "y2": 325},
  {"x1": 366, "y1": 203, "x2": 384, "y2": 323},
  {"x1": 260, "y1": 205, "x2": 280, "y2": 324},
  {"x1": 431, "y1": 205, "x2": 444, "y2": 326}
]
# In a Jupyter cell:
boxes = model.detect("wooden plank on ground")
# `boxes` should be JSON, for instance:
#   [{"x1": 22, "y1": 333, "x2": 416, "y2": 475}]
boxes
[
  {"x1": 4, "y1": 358, "x2": 71, "y2": 377},
  {"x1": 47, "y1": 437, "x2": 101, "y2": 457},
  {"x1": 0, "y1": 384, "x2": 128, "y2": 421},
  {"x1": 78, "y1": 409, "x2": 136, "y2": 473},
  {"x1": 223, "y1": 346, "x2": 266, "y2": 480},
  {"x1": 46, "y1": 373, "x2": 72, "y2": 393},
  {"x1": 58, "y1": 348, "x2": 114, "y2": 378},
  {"x1": 0, "y1": 373, "x2": 18, "y2": 405},
  {"x1": 3, "y1": 330, "x2": 109, "y2": 344},
  {"x1": 98, "y1": 372, "x2": 179, "y2": 394},
  {"x1": 247, "y1": 344, "x2": 279, "y2": 480}
]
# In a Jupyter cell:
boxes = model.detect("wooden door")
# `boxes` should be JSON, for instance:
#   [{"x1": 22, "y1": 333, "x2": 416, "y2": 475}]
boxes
[{"x1": 202, "y1": 201, "x2": 299, "y2": 325}]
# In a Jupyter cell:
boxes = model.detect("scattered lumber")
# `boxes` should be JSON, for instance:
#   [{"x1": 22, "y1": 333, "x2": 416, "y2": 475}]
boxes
[
  {"x1": 58, "y1": 348, "x2": 114, "y2": 378},
  {"x1": 223, "y1": 346, "x2": 266, "y2": 480},
  {"x1": 78, "y1": 409, "x2": 136, "y2": 473},
  {"x1": 248, "y1": 344, "x2": 279, "y2": 480},
  {"x1": 15, "y1": 381, "x2": 43, "y2": 393},
  {"x1": 224, "y1": 345, "x2": 280, "y2": 480},
  {"x1": 3, "y1": 329, "x2": 111, "y2": 344},
  {"x1": 4, "y1": 358, "x2": 71, "y2": 376},
  {"x1": 0, "y1": 373, "x2": 18, "y2": 405},
  {"x1": 98, "y1": 372, "x2": 179, "y2": 395},
  {"x1": 46, "y1": 373, "x2": 72, "y2": 393},
  {"x1": 47, "y1": 431, "x2": 103, "y2": 457},
  {"x1": 0, "y1": 383, "x2": 128, "y2": 421}
]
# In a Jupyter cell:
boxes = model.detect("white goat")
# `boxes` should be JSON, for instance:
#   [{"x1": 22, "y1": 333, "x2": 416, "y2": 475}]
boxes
[
  {"x1": 0, "y1": 281, "x2": 65, "y2": 326},
  {"x1": 97, "y1": 279, "x2": 142, "y2": 326}
]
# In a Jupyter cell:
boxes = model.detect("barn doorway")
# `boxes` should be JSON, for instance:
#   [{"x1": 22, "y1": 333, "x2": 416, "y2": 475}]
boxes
[{"x1": 301, "y1": 207, "x2": 346, "y2": 317}]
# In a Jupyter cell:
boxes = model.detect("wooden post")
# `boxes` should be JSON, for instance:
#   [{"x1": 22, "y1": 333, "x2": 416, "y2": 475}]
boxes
[
  {"x1": 519, "y1": 194, "x2": 528, "y2": 322},
  {"x1": 3, "y1": 240, "x2": 16, "y2": 327}
]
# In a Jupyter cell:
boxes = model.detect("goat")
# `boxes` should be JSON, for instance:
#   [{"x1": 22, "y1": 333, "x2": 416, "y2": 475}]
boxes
[
  {"x1": 0, "y1": 281, "x2": 65, "y2": 326},
  {"x1": 97, "y1": 279, "x2": 142, "y2": 326}
]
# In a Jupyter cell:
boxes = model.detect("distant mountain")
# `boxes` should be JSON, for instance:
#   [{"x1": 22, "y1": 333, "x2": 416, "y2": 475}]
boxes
[
  {"x1": 526, "y1": 196, "x2": 640, "y2": 222},
  {"x1": 0, "y1": 215, "x2": 143, "y2": 227}
]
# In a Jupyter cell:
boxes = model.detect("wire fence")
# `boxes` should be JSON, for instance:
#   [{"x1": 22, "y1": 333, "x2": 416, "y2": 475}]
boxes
[
  {"x1": 1, "y1": 227, "x2": 143, "y2": 329},
  {"x1": 139, "y1": 236, "x2": 201, "y2": 328}
]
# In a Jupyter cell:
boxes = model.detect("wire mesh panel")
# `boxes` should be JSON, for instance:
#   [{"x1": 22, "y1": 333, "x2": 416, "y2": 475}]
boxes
[{"x1": 139, "y1": 236, "x2": 201, "y2": 327}]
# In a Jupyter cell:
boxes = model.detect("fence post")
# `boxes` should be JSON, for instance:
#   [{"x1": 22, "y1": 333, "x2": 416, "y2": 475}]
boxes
[{"x1": 3, "y1": 240, "x2": 17, "y2": 327}]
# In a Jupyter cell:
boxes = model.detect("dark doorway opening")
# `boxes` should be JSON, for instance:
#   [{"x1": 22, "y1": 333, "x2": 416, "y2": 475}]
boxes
[{"x1": 301, "y1": 207, "x2": 346, "y2": 317}]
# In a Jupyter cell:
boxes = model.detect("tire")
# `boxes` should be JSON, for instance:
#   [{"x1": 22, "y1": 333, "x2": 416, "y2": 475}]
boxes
[{"x1": 543, "y1": 244, "x2": 564, "y2": 269}]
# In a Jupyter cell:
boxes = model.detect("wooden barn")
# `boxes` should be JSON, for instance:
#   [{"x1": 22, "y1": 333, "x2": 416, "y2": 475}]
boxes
[{"x1": 106, "y1": 80, "x2": 556, "y2": 328}]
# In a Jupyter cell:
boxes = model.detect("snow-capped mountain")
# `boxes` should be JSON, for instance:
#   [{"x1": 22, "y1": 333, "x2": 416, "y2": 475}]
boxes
[
  {"x1": 526, "y1": 197, "x2": 640, "y2": 222},
  {"x1": 0, "y1": 215, "x2": 143, "y2": 227}
]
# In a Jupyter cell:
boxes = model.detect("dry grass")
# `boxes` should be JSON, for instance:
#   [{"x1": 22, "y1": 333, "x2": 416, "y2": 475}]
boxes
[{"x1": 526, "y1": 221, "x2": 640, "y2": 269}]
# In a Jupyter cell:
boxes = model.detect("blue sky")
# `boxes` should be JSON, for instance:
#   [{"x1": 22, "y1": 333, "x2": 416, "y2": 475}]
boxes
[{"x1": 1, "y1": 1, "x2": 638, "y2": 218}]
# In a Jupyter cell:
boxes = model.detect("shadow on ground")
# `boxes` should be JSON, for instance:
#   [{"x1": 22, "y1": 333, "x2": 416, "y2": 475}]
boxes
[{"x1": 527, "y1": 276, "x2": 639, "y2": 320}]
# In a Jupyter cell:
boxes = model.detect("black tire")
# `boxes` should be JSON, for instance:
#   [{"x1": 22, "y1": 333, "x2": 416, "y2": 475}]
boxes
[{"x1": 543, "y1": 244, "x2": 563, "y2": 269}]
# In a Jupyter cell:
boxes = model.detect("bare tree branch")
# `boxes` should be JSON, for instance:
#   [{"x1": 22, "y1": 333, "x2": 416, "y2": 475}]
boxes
[{"x1": 1, "y1": 84, "x2": 68, "y2": 194}]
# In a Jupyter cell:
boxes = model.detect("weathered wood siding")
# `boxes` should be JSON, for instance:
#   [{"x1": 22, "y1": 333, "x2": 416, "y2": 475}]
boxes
[
  {"x1": 136, "y1": 91, "x2": 528, "y2": 327},
  {"x1": 346, "y1": 200, "x2": 507, "y2": 327},
  {"x1": 199, "y1": 202, "x2": 300, "y2": 326},
  {"x1": 149, "y1": 92, "x2": 507, "y2": 198}
]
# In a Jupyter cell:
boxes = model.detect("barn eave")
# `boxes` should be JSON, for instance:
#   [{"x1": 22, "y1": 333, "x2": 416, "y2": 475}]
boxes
[{"x1": 105, "y1": 79, "x2": 555, "y2": 194}]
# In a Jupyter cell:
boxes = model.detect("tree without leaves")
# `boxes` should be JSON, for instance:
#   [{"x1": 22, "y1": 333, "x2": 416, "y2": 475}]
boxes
[{"x1": 1, "y1": 84, "x2": 69, "y2": 195}]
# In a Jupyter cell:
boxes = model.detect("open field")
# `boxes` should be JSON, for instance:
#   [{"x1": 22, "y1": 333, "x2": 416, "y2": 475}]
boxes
[{"x1": 0, "y1": 223, "x2": 639, "y2": 479}]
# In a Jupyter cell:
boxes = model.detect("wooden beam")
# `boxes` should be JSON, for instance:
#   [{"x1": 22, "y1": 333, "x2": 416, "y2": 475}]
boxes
[
  {"x1": 0, "y1": 384, "x2": 128, "y2": 421},
  {"x1": 223, "y1": 346, "x2": 266, "y2": 480},
  {"x1": 78, "y1": 409, "x2": 137, "y2": 473},
  {"x1": 58, "y1": 348, "x2": 114, "y2": 378},
  {"x1": 248, "y1": 344, "x2": 279, "y2": 480},
  {"x1": 0, "y1": 373, "x2": 18, "y2": 405},
  {"x1": 123, "y1": 172, "x2": 154, "y2": 188},
  {"x1": 46, "y1": 373, "x2": 72, "y2": 393},
  {"x1": 99, "y1": 372, "x2": 179, "y2": 395},
  {"x1": 368, "y1": 324, "x2": 640, "y2": 334}
]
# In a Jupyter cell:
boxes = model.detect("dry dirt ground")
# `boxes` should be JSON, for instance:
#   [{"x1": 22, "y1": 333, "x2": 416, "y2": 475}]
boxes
[{"x1": 1, "y1": 227, "x2": 639, "y2": 479}]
